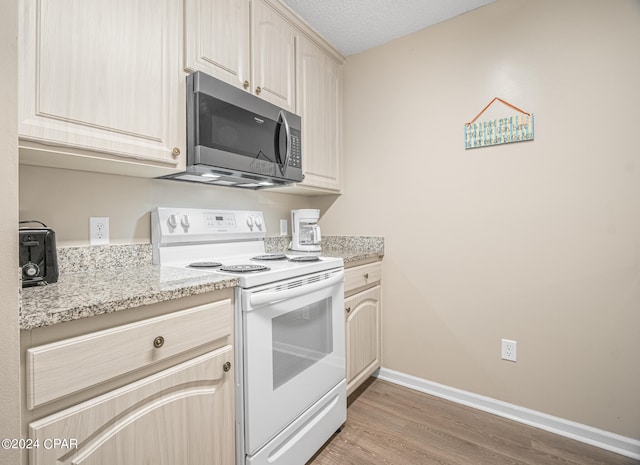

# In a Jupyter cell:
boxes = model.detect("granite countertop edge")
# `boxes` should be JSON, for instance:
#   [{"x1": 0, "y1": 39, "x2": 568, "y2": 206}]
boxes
[
  {"x1": 20, "y1": 266, "x2": 238, "y2": 331},
  {"x1": 20, "y1": 237, "x2": 384, "y2": 331}
]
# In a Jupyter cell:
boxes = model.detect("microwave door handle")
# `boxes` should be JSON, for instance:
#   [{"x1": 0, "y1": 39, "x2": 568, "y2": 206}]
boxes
[
  {"x1": 277, "y1": 110, "x2": 291, "y2": 176},
  {"x1": 248, "y1": 271, "x2": 343, "y2": 308}
]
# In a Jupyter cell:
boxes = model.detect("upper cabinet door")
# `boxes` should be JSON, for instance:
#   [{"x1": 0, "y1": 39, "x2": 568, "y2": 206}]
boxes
[
  {"x1": 19, "y1": 0, "x2": 184, "y2": 170},
  {"x1": 251, "y1": 0, "x2": 296, "y2": 111},
  {"x1": 296, "y1": 36, "x2": 342, "y2": 192},
  {"x1": 184, "y1": 0, "x2": 250, "y2": 89}
]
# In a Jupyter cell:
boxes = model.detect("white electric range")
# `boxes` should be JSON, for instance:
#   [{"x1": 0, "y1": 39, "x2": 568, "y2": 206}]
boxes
[{"x1": 152, "y1": 207, "x2": 347, "y2": 465}]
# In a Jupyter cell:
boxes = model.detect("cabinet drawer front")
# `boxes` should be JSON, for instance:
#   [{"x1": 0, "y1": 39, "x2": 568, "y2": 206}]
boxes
[
  {"x1": 26, "y1": 299, "x2": 232, "y2": 409},
  {"x1": 344, "y1": 262, "x2": 382, "y2": 293}
]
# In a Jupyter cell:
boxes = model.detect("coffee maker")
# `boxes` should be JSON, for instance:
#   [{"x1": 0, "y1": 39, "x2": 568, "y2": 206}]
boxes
[{"x1": 290, "y1": 209, "x2": 322, "y2": 252}]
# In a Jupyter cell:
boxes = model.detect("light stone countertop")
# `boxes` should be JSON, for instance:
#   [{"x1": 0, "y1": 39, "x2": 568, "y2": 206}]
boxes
[
  {"x1": 20, "y1": 236, "x2": 383, "y2": 331},
  {"x1": 319, "y1": 236, "x2": 385, "y2": 264},
  {"x1": 20, "y1": 265, "x2": 238, "y2": 330}
]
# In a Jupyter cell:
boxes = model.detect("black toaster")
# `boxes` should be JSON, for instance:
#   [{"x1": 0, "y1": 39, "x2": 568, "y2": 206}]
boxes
[{"x1": 19, "y1": 221, "x2": 59, "y2": 287}]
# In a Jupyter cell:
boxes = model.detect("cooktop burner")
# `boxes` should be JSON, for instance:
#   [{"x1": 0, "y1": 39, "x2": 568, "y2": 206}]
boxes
[
  {"x1": 188, "y1": 261, "x2": 223, "y2": 268},
  {"x1": 220, "y1": 264, "x2": 270, "y2": 273},
  {"x1": 289, "y1": 256, "x2": 321, "y2": 262},
  {"x1": 252, "y1": 254, "x2": 288, "y2": 261}
]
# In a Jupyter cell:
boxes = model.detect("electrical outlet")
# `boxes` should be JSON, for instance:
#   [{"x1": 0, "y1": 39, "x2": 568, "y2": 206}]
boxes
[
  {"x1": 280, "y1": 219, "x2": 288, "y2": 236},
  {"x1": 90, "y1": 217, "x2": 110, "y2": 245},
  {"x1": 501, "y1": 339, "x2": 517, "y2": 362}
]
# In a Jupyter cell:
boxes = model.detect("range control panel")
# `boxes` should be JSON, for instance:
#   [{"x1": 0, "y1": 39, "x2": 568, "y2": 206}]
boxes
[
  {"x1": 204, "y1": 212, "x2": 237, "y2": 229},
  {"x1": 152, "y1": 208, "x2": 265, "y2": 245}
]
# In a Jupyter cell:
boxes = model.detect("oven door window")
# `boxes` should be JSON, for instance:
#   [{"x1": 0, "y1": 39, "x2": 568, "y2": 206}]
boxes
[{"x1": 272, "y1": 298, "x2": 332, "y2": 390}]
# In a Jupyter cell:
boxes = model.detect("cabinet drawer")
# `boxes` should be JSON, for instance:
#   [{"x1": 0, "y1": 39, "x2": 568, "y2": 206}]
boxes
[
  {"x1": 26, "y1": 299, "x2": 232, "y2": 409},
  {"x1": 344, "y1": 262, "x2": 382, "y2": 294}
]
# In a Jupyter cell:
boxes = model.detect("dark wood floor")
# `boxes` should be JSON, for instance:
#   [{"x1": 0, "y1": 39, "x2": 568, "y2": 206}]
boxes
[{"x1": 308, "y1": 378, "x2": 639, "y2": 465}]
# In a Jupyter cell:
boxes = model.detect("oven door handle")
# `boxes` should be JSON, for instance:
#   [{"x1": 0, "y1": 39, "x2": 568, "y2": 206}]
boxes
[{"x1": 248, "y1": 271, "x2": 344, "y2": 308}]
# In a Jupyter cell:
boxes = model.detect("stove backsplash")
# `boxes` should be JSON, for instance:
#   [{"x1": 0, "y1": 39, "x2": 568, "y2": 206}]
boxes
[
  {"x1": 265, "y1": 236, "x2": 384, "y2": 256},
  {"x1": 264, "y1": 236, "x2": 291, "y2": 253},
  {"x1": 57, "y1": 244, "x2": 152, "y2": 274}
]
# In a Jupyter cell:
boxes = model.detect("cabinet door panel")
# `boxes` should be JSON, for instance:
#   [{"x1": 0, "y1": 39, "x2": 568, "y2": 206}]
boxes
[
  {"x1": 251, "y1": 0, "x2": 296, "y2": 111},
  {"x1": 297, "y1": 37, "x2": 342, "y2": 191},
  {"x1": 29, "y1": 347, "x2": 234, "y2": 465},
  {"x1": 345, "y1": 286, "x2": 381, "y2": 395},
  {"x1": 39, "y1": 1, "x2": 161, "y2": 138},
  {"x1": 184, "y1": 0, "x2": 250, "y2": 89},
  {"x1": 19, "y1": 0, "x2": 183, "y2": 166}
]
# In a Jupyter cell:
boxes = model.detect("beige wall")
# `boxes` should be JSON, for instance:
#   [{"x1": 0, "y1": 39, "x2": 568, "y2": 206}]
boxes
[
  {"x1": 19, "y1": 166, "x2": 312, "y2": 246},
  {"x1": 0, "y1": 0, "x2": 21, "y2": 463},
  {"x1": 313, "y1": 0, "x2": 640, "y2": 438}
]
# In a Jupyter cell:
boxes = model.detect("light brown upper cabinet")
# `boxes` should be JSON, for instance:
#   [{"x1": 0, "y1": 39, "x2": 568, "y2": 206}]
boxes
[
  {"x1": 18, "y1": 0, "x2": 185, "y2": 178},
  {"x1": 18, "y1": 0, "x2": 343, "y2": 192},
  {"x1": 296, "y1": 36, "x2": 342, "y2": 192},
  {"x1": 185, "y1": 0, "x2": 296, "y2": 112}
]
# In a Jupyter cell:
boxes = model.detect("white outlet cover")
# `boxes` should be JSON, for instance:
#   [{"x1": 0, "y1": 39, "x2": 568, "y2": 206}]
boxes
[
  {"x1": 90, "y1": 217, "x2": 110, "y2": 245},
  {"x1": 501, "y1": 339, "x2": 517, "y2": 362},
  {"x1": 280, "y1": 219, "x2": 288, "y2": 236}
]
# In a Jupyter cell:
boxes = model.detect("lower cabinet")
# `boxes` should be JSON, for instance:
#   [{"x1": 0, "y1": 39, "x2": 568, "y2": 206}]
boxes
[
  {"x1": 29, "y1": 348, "x2": 234, "y2": 464},
  {"x1": 21, "y1": 292, "x2": 235, "y2": 465},
  {"x1": 344, "y1": 262, "x2": 382, "y2": 396}
]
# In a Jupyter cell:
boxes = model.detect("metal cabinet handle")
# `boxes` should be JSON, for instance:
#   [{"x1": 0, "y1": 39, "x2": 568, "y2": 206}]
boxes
[
  {"x1": 153, "y1": 336, "x2": 165, "y2": 348},
  {"x1": 346, "y1": 307, "x2": 352, "y2": 314},
  {"x1": 172, "y1": 147, "x2": 181, "y2": 158},
  {"x1": 243, "y1": 80, "x2": 249, "y2": 89},
  {"x1": 255, "y1": 86, "x2": 262, "y2": 95},
  {"x1": 223, "y1": 362, "x2": 231, "y2": 372},
  {"x1": 364, "y1": 273, "x2": 369, "y2": 279}
]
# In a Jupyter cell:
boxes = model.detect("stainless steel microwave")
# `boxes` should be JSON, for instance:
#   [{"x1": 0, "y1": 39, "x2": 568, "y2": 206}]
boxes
[{"x1": 161, "y1": 71, "x2": 302, "y2": 188}]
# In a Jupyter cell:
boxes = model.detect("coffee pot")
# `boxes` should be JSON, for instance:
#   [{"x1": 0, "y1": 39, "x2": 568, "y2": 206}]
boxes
[{"x1": 290, "y1": 209, "x2": 321, "y2": 252}]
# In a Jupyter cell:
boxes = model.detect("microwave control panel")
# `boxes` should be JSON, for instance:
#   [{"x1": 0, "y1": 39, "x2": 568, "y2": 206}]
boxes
[{"x1": 289, "y1": 131, "x2": 301, "y2": 168}]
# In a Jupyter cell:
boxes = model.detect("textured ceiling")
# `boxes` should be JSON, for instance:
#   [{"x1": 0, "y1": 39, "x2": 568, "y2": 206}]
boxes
[{"x1": 282, "y1": 0, "x2": 495, "y2": 56}]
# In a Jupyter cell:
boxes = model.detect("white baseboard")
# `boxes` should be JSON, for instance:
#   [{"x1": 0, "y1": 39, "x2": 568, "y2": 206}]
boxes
[{"x1": 376, "y1": 367, "x2": 640, "y2": 461}]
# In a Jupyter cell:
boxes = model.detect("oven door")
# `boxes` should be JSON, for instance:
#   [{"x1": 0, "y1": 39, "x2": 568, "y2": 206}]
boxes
[{"x1": 241, "y1": 268, "x2": 345, "y2": 455}]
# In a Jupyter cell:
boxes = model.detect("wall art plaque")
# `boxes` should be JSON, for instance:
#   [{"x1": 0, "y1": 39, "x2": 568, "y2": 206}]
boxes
[{"x1": 465, "y1": 97, "x2": 534, "y2": 149}]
